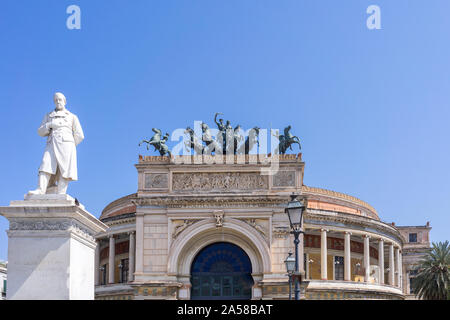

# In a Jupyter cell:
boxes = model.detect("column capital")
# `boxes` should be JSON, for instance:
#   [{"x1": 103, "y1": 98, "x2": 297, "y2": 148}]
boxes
[
  {"x1": 128, "y1": 231, "x2": 136, "y2": 236},
  {"x1": 108, "y1": 234, "x2": 115, "y2": 239},
  {"x1": 344, "y1": 231, "x2": 352, "y2": 235},
  {"x1": 320, "y1": 228, "x2": 329, "y2": 233},
  {"x1": 362, "y1": 234, "x2": 370, "y2": 239},
  {"x1": 378, "y1": 238, "x2": 384, "y2": 243}
]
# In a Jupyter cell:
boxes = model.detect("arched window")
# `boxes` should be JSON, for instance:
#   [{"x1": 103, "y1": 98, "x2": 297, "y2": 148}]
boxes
[{"x1": 191, "y1": 242, "x2": 253, "y2": 300}]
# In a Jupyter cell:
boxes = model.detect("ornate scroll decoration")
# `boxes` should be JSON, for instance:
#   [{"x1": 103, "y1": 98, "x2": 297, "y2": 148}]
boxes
[
  {"x1": 172, "y1": 219, "x2": 201, "y2": 239},
  {"x1": 272, "y1": 171, "x2": 296, "y2": 187},
  {"x1": 172, "y1": 172, "x2": 268, "y2": 191},
  {"x1": 240, "y1": 218, "x2": 268, "y2": 240},
  {"x1": 144, "y1": 173, "x2": 169, "y2": 189},
  {"x1": 272, "y1": 226, "x2": 290, "y2": 239},
  {"x1": 214, "y1": 210, "x2": 224, "y2": 227}
]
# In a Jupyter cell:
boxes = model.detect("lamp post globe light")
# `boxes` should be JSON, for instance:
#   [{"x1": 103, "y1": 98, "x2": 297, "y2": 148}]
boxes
[
  {"x1": 285, "y1": 193, "x2": 306, "y2": 300},
  {"x1": 284, "y1": 252, "x2": 295, "y2": 300}
]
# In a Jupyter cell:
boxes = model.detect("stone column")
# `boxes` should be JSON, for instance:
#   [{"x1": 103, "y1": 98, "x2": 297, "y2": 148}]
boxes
[
  {"x1": 320, "y1": 229, "x2": 328, "y2": 280},
  {"x1": 395, "y1": 247, "x2": 401, "y2": 288},
  {"x1": 128, "y1": 231, "x2": 135, "y2": 282},
  {"x1": 399, "y1": 250, "x2": 403, "y2": 291},
  {"x1": 95, "y1": 239, "x2": 100, "y2": 286},
  {"x1": 363, "y1": 235, "x2": 370, "y2": 282},
  {"x1": 406, "y1": 271, "x2": 410, "y2": 294},
  {"x1": 388, "y1": 243, "x2": 395, "y2": 285},
  {"x1": 378, "y1": 239, "x2": 384, "y2": 284},
  {"x1": 299, "y1": 231, "x2": 305, "y2": 274},
  {"x1": 108, "y1": 235, "x2": 115, "y2": 284},
  {"x1": 344, "y1": 232, "x2": 351, "y2": 281}
]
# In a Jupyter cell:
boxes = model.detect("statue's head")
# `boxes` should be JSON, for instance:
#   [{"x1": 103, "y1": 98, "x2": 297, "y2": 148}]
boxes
[
  {"x1": 53, "y1": 92, "x2": 66, "y2": 111},
  {"x1": 219, "y1": 118, "x2": 224, "y2": 124}
]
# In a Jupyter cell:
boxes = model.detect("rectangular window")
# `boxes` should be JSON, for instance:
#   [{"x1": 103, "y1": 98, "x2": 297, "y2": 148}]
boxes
[
  {"x1": 410, "y1": 277, "x2": 415, "y2": 294},
  {"x1": 2, "y1": 279, "x2": 6, "y2": 294},
  {"x1": 334, "y1": 256, "x2": 344, "y2": 280},
  {"x1": 409, "y1": 233, "x2": 417, "y2": 243},
  {"x1": 119, "y1": 259, "x2": 129, "y2": 283},
  {"x1": 101, "y1": 264, "x2": 107, "y2": 285}
]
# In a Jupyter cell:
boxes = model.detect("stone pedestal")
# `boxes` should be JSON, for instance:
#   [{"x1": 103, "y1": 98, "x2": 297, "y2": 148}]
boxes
[{"x1": 0, "y1": 194, "x2": 108, "y2": 300}]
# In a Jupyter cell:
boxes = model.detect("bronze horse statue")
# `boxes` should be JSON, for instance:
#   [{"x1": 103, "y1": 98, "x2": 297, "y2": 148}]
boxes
[
  {"x1": 275, "y1": 125, "x2": 301, "y2": 154},
  {"x1": 184, "y1": 126, "x2": 205, "y2": 155},
  {"x1": 243, "y1": 126, "x2": 260, "y2": 154},
  {"x1": 201, "y1": 122, "x2": 221, "y2": 154},
  {"x1": 139, "y1": 128, "x2": 171, "y2": 156}
]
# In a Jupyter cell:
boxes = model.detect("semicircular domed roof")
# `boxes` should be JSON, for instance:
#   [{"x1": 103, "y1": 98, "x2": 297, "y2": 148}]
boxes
[{"x1": 100, "y1": 193, "x2": 136, "y2": 221}]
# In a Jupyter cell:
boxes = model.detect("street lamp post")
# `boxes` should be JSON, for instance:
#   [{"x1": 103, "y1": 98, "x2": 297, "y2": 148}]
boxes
[
  {"x1": 285, "y1": 193, "x2": 307, "y2": 301},
  {"x1": 284, "y1": 252, "x2": 295, "y2": 300}
]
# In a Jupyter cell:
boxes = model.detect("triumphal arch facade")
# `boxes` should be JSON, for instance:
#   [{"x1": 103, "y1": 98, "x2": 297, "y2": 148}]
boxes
[{"x1": 94, "y1": 153, "x2": 413, "y2": 300}]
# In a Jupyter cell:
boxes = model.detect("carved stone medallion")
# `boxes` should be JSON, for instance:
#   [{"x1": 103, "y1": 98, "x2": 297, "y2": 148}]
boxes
[
  {"x1": 144, "y1": 173, "x2": 169, "y2": 189},
  {"x1": 272, "y1": 171, "x2": 296, "y2": 187}
]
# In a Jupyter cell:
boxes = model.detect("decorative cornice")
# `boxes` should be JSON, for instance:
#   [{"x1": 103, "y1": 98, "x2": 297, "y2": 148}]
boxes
[
  {"x1": 304, "y1": 209, "x2": 402, "y2": 244},
  {"x1": 135, "y1": 195, "x2": 288, "y2": 209},
  {"x1": 138, "y1": 153, "x2": 302, "y2": 164},
  {"x1": 302, "y1": 186, "x2": 378, "y2": 219}
]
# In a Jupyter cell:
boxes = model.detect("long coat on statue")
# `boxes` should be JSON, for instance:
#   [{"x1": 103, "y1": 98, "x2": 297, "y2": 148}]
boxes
[{"x1": 37, "y1": 108, "x2": 84, "y2": 181}]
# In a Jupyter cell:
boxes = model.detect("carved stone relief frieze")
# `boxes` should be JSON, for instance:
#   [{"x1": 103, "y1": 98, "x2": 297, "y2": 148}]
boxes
[
  {"x1": 172, "y1": 172, "x2": 268, "y2": 191},
  {"x1": 9, "y1": 218, "x2": 96, "y2": 242}
]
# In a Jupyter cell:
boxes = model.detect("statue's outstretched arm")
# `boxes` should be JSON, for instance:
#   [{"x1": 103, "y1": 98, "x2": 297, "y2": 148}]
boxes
[{"x1": 214, "y1": 113, "x2": 223, "y2": 126}]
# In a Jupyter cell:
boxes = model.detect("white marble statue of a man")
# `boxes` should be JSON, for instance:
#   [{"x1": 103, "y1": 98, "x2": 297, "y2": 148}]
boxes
[{"x1": 28, "y1": 92, "x2": 84, "y2": 195}]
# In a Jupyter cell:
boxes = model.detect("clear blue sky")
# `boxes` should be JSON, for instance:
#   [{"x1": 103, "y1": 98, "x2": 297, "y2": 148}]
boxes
[{"x1": 0, "y1": 0, "x2": 449, "y2": 261}]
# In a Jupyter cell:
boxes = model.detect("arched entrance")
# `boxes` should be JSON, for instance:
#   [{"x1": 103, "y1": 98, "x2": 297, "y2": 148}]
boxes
[{"x1": 190, "y1": 242, "x2": 254, "y2": 300}]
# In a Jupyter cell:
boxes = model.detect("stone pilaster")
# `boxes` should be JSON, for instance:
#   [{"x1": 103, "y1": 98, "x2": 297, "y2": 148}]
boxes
[
  {"x1": 135, "y1": 212, "x2": 144, "y2": 275},
  {"x1": 95, "y1": 239, "x2": 100, "y2": 286},
  {"x1": 395, "y1": 247, "x2": 401, "y2": 288}
]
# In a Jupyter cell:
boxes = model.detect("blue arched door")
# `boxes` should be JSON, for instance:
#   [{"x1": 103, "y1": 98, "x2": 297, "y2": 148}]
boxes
[{"x1": 190, "y1": 242, "x2": 253, "y2": 300}]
